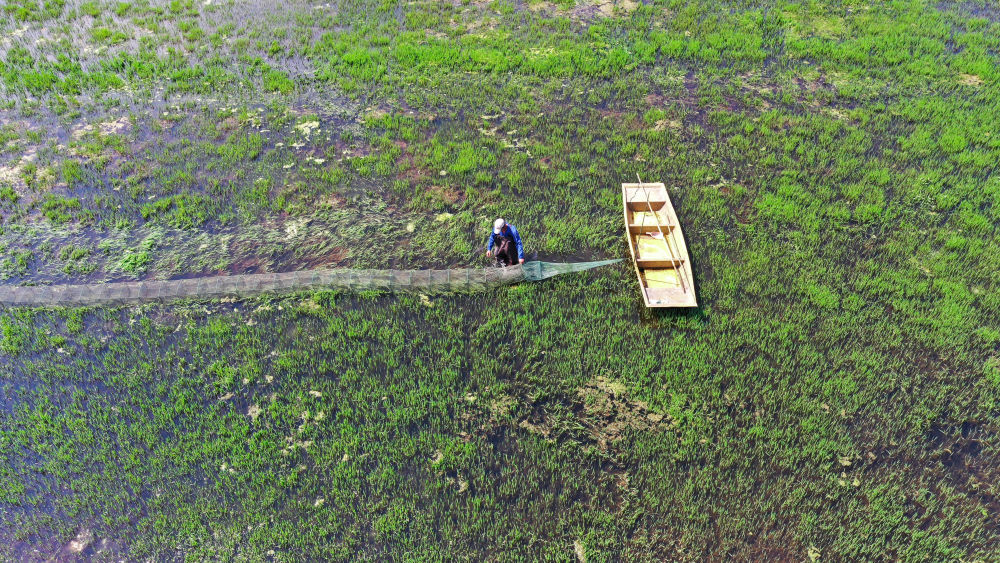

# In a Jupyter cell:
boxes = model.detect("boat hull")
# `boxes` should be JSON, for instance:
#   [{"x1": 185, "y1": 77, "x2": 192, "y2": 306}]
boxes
[{"x1": 622, "y1": 182, "x2": 697, "y2": 308}]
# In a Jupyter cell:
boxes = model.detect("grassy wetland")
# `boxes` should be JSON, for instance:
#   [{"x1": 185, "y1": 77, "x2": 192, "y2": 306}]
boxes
[{"x1": 0, "y1": 0, "x2": 999, "y2": 559}]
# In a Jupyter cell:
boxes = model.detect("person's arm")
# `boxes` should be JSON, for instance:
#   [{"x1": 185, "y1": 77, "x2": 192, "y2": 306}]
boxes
[
  {"x1": 510, "y1": 225, "x2": 524, "y2": 261},
  {"x1": 486, "y1": 232, "x2": 495, "y2": 254}
]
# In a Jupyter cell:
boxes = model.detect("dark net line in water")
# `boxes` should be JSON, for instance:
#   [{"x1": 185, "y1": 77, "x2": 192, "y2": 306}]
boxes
[{"x1": 0, "y1": 260, "x2": 622, "y2": 307}]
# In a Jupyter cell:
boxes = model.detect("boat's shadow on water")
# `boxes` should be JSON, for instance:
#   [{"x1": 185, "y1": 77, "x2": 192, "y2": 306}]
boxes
[{"x1": 639, "y1": 303, "x2": 706, "y2": 329}]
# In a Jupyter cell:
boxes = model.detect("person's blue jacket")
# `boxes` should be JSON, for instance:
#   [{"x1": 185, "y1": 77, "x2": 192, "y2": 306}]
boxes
[{"x1": 487, "y1": 223, "x2": 524, "y2": 260}]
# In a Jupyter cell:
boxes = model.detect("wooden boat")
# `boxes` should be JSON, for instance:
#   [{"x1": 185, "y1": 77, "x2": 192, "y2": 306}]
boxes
[{"x1": 622, "y1": 181, "x2": 697, "y2": 308}]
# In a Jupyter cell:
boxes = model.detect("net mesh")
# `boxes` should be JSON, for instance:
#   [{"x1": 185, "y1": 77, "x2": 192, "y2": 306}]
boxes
[
  {"x1": 0, "y1": 260, "x2": 622, "y2": 306},
  {"x1": 521, "y1": 259, "x2": 623, "y2": 282}
]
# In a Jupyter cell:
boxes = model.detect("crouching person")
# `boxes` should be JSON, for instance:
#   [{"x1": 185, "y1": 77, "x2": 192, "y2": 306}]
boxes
[{"x1": 485, "y1": 218, "x2": 524, "y2": 266}]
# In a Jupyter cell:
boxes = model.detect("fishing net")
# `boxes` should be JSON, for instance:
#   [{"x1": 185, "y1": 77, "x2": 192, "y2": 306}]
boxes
[
  {"x1": 0, "y1": 260, "x2": 622, "y2": 307},
  {"x1": 520, "y1": 259, "x2": 622, "y2": 281}
]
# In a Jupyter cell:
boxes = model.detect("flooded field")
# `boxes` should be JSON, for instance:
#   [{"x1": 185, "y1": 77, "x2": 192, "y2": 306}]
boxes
[{"x1": 1, "y1": 0, "x2": 999, "y2": 559}]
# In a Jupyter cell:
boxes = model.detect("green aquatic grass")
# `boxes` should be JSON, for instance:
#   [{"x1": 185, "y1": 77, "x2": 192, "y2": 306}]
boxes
[{"x1": 0, "y1": 0, "x2": 998, "y2": 560}]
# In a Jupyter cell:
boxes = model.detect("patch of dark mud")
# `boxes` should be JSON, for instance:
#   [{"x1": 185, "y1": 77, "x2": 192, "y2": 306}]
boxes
[
  {"x1": 672, "y1": 70, "x2": 761, "y2": 132},
  {"x1": 855, "y1": 417, "x2": 1000, "y2": 527},
  {"x1": 0, "y1": 175, "x2": 395, "y2": 287},
  {"x1": 264, "y1": 243, "x2": 349, "y2": 274},
  {"x1": 924, "y1": 421, "x2": 1000, "y2": 508},
  {"x1": 575, "y1": 376, "x2": 673, "y2": 451},
  {"x1": 476, "y1": 373, "x2": 671, "y2": 513},
  {"x1": 503, "y1": 373, "x2": 673, "y2": 456},
  {"x1": 4, "y1": 527, "x2": 126, "y2": 562},
  {"x1": 889, "y1": 426, "x2": 1000, "y2": 545},
  {"x1": 522, "y1": 0, "x2": 642, "y2": 24},
  {"x1": 936, "y1": 0, "x2": 1000, "y2": 23},
  {"x1": 0, "y1": 88, "x2": 362, "y2": 218}
]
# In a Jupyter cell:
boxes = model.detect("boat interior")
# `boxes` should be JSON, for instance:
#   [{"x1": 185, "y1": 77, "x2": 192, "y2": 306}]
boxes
[{"x1": 623, "y1": 183, "x2": 697, "y2": 307}]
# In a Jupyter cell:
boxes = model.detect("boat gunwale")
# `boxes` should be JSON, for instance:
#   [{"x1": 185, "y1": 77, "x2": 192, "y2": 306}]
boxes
[{"x1": 621, "y1": 182, "x2": 698, "y2": 308}]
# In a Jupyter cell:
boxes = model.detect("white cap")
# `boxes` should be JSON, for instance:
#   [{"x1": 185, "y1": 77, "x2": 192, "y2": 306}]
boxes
[{"x1": 493, "y1": 218, "x2": 505, "y2": 234}]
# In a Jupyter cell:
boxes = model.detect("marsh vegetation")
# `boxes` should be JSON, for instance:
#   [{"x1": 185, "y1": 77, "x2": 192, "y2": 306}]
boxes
[{"x1": 0, "y1": 0, "x2": 999, "y2": 559}]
